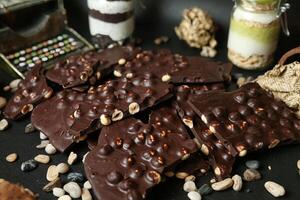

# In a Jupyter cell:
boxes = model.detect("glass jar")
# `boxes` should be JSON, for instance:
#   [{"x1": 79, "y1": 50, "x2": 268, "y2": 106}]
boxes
[{"x1": 227, "y1": 0, "x2": 283, "y2": 70}]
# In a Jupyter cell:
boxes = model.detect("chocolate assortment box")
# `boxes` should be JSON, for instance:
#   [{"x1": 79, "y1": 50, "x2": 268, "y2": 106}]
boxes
[{"x1": 0, "y1": 0, "x2": 300, "y2": 200}]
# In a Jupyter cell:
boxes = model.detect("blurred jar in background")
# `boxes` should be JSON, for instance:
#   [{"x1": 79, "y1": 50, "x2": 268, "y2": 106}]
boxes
[
  {"x1": 227, "y1": 0, "x2": 286, "y2": 70},
  {"x1": 87, "y1": 0, "x2": 135, "y2": 48}
]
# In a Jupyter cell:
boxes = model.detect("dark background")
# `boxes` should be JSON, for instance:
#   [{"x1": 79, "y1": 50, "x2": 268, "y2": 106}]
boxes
[{"x1": 0, "y1": 0, "x2": 300, "y2": 200}]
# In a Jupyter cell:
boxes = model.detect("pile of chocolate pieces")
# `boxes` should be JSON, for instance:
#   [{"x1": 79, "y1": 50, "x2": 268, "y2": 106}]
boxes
[{"x1": 4, "y1": 46, "x2": 300, "y2": 200}]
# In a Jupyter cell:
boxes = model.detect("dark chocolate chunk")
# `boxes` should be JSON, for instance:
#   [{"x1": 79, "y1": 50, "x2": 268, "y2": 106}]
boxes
[
  {"x1": 31, "y1": 74, "x2": 173, "y2": 152},
  {"x1": 4, "y1": 65, "x2": 53, "y2": 120},
  {"x1": 46, "y1": 46, "x2": 140, "y2": 88},
  {"x1": 188, "y1": 83, "x2": 300, "y2": 157},
  {"x1": 85, "y1": 118, "x2": 197, "y2": 200},
  {"x1": 113, "y1": 49, "x2": 232, "y2": 84}
]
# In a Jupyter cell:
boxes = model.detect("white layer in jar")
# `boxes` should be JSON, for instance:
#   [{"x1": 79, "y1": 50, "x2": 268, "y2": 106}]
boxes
[
  {"x1": 227, "y1": 6, "x2": 280, "y2": 69},
  {"x1": 87, "y1": 0, "x2": 134, "y2": 42}
]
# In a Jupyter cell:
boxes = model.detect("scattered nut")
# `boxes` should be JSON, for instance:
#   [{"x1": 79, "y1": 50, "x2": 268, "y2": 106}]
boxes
[
  {"x1": 81, "y1": 188, "x2": 93, "y2": 200},
  {"x1": 243, "y1": 169, "x2": 261, "y2": 182},
  {"x1": 245, "y1": 160, "x2": 260, "y2": 170},
  {"x1": 42, "y1": 177, "x2": 62, "y2": 192},
  {"x1": 161, "y1": 74, "x2": 171, "y2": 82},
  {"x1": 200, "y1": 46, "x2": 217, "y2": 58},
  {"x1": 57, "y1": 163, "x2": 69, "y2": 174},
  {"x1": 39, "y1": 132, "x2": 48, "y2": 140},
  {"x1": 118, "y1": 58, "x2": 126, "y2": 65},
  {"x1": 100, "y1": 114, "x2": 111, "y2": 126},
  {"x1": 9, "y1": 79, "x2": 21, "y2": 89},
  {"x1": 164, "y1": 171, "x2": 174, "y2": 177},
  {"x1": 0, "y1": 96, "x2": 7, "y2": 109},
  {"x1": 185, "y1": 175, "x2": 196, "y2": 182},
  {"x1": 45, "y1": 143, "x2": 57, "y2": 155},
  {"x1": 21, "y1": 159, "x2": 38, "y2": 172},
  {"x1": 84, "y1": 181, "x2": 92, "y2": 190},
  {"x1": 3, "y1": 85, "x2": 11, "y2": 92},
  {"x1": 176, "y1": 172, "x2": 189, "y2": 179},
  {"x1": 6, "y1": 153, "x2": 18, "y2": 163},
  {"x1": 67, "y1": 152, "x2": 78, "y2": 165},
  {"x1": 0, "y1": 119, "x2": 9, "y2": 131},
  {"x1": 264, "y1": 181, "x2": 286, "y2": 197},
  {"x1": 297, "y1": 160, "x2": 300, "y2": 170},
  {"x1": 128, "y1": 102, "x2": 140, "y2": 115},
  {"x1": 211, "y1": 178, "x2": 233, "y2": 191},
  {"x1": 34, "y1": 154, "x2": 50, "y2": 164},
  {"x1": 47, "y1": 165, "x2": 59, "y2": 181},
  {"x1": 63, "y1": 182, "x2": 82, "y2": 198},
  {"x1": 183, "y1": 181, "x2": 197, "y2": 192},
  {"x1": 187, "y1": 191, "x2": 202, "y2": 200},
  {"x1": 111, "y1": 109, "x2": 124, "y2": 121},
  {"x1": 183, "y1": 118, "x2": 193, "y2": 129},
  {"x1": 53, "y1": 187, "x2": 65, "y2": 197},
  {"x1": 25, "y1": 123, "x2": 36, "y2": 133},
  {"x1": 58, "y1": 195, "x2": 72, "y2": 200},
  {"x1": 125, "y1": 73, "x2": 133, "y2": 79},
  {"x1": 36, "y1": 140, "x2": 49, "y2": 149},
  {"x1": 232, "y1": 174, "x2": 243, "y2": 192},
  {"x1": 154, "y1": 36, "x2": 169, "y2": 45}
]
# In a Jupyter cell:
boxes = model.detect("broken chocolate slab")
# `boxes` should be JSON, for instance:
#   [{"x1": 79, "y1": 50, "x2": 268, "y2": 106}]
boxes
[
  {"x1": 31, "y1": 74, "x2": 173, "y2": 152},
  {"x1": 191, "y1": 117, "x2": 235, "y2": 180},
  {"x1": 4, "y1": 65, "x2": 53, "y2": 120},
  {"x1": 85, "y1": 118, "x2": 197, "y2": 200},
  {"x1": 113, "y1": 49, "x2": 232, "y2": 84},
  {"x1": 173, "y1": 84, "x2": 234, "y2": 180},
  {"x1": 188, "y1": 82, "x2": 300, "y2": 157},
  {"x1": 46, "y1": 46, "x2": 140, "y2": 88}
]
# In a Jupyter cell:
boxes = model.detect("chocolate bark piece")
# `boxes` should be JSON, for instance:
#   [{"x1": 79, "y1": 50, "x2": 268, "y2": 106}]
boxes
[
  {"x1": 0, "y1": 179, "x2": 37, "y2": 200},
  {"x1": 46, "y1": 46, "x2": 139, "y2": 88},
  {"x1": 191, "y1": 117, "x2": 235, "y2": 180},
  {"x1": 174, "y1": 84, "x2": 234, "y2": 180},
  {"x1": 113, "y1": 49, "x2": 232, "y2": 84},
  {"x1": 4, "y1": 65, "x2": 53, "y2": 120},
  {"x1": 85, "y1": 118, "x2": 197, "y2": 200},
  {"x1": 31, "y1": 74, "x2": 173, "y2": 152},
  {"x1": 188, "y1": 82, "x2": 300, "y2": 157}
]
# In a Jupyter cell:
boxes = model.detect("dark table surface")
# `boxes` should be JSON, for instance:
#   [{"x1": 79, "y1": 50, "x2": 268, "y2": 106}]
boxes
[{"x1": 0, "y1": 0, "x2": 300, "y2": 200}]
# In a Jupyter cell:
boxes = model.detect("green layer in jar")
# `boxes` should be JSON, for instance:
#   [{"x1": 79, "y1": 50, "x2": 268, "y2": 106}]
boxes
[
  {"x1": 246, "y1": 0, "x2": 278, "y2": 5},
  {"x1": 230, "y1": 17, "x2": 280, "y2": 44}
]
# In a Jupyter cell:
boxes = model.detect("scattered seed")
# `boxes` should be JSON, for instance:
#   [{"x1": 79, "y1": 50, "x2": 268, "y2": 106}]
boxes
[
  {"x1": 197, "y1": 184, "x2": 213, "y2": 196},
  {"x1": 154, "y1": 36, "x2": 169, "y2": 45},
  {"x1": 232, "y1": 174, "x2": 243, "y2": 192},
  {"x1": 21, "y1": 159, "x2": 38, "y2": 172},
  {"x1": 36, "y1": 140, "x2": 49, "y2": 149},
  {"x1": 67, "y1": 152, "x2": 77, "y2": 165},
  {"x1": 81, "y1": 188, "x2": 93, "y2": 200},
  {"x1": 25, "y1": 123, "x2": 36, "y2": 133},
  {"x1": 43, "y1": 177, "x2": 62, "y2": 192},
  {"x1": 39, "y1": 132, "x2": 48, "y2": 140},
  {"x1": 0, "y1": 119, "x2": 9, "y2": 131},
  {"x1": 245, "y1": 160, "x2": 260, "y2": 170},
  {"x1": 63, "y1": 182, "x2": 82, "y2": 198},
  {"x1": 268, "y1": 165, "x2": 272, "y2": 170},
  {"x1": 211, "y1": 178, "x2": 233, "y2": 191},
  {"x1": 47, "y1": 165, "x2": 59, "y2": 181},
  {"x1": 185, "y1": 175, "x2": 196, "y2": 182},
  {"x1": 0, "y1": 97, "x2": 7, "y2": 109},
  {"x1": 3, "y1": 85, "x2": 11, "y2": 92},
  {"x1": 58, "y1": 195, "x2": 72, "y2": 200},
  {"x1": 84, "y1": 181, "x2": 92, "y2": 190},
  {"x1": 264, "y1": 181, "x2": 286, "y2": 197},
  {"x1": 176, "y1": 172, "x2": 189, "y2": 179},
  {"x1": 118, "y1": 58, "x2": 126, "y2": 65},
  {"x1": 187, "y1": 191, "x2": 202, "y2": 200},
  {"x1": 297, "y1": 160, "x2": 300, "y2": 170},
  {"x1": 9, "y1": 79, "x2": 21, "y2": 89},
  {"x1": 243, "y1": 169, "x2": 261, "y2": 182},
  {"x1": 162, "y1": 74, "x2": 171, "y2": 82},
  {"x1": 67, "y1": 172, "x2": 84, "y2": 183},
  {"x1": 57, "y1": 163, "x2": 69, "y2": 174},
  {"x1": 45, "y1": 144, "x2": 57, "y2": 155},
  {"x1": 184, "y1": 181, "x2": 197, "y2": 192},
  {"x1": 53, "y1": 187, "x2": 65, "y2": 197},
  {"x1": 6, "y1": 153, "x2": 18, "y2": 163},
  {"x1": 34, "y1": 154, "x2": 50, "y2": 164}
]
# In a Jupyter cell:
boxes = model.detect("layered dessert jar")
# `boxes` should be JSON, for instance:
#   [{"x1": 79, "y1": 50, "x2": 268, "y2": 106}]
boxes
[
  {"x1": 227, "y1": 0, "x2": 281, "y2": 70},
  {"x1": 87, "y1": 0, "x2": 135, "y2": 47}
]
